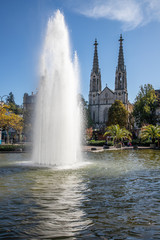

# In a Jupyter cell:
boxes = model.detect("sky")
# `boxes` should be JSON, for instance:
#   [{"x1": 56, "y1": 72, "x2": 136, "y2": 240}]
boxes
[{"x1": 0, "y1": 0, "x2": 160, "y2": 105}]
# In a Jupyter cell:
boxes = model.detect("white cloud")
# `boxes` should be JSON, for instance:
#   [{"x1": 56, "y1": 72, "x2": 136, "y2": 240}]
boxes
[{"x1": 71, "y1": 0, "x2": 160, "y2": 31}]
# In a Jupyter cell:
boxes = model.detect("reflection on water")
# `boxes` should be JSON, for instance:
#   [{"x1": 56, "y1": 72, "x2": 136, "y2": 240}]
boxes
[{"x1": 0, "y1": 150, "x2": 160, "y2": 239}]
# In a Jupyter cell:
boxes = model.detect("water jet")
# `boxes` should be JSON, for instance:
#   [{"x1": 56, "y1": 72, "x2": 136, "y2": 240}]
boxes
[{"x1": 32, "y1": 10, "x2": 81, "y2": 166}]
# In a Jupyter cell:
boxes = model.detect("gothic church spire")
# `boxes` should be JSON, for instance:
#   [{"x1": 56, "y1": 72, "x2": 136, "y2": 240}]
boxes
[
  {"x1": 118, "y1": 34, "x2": 125, "y2": 71},
  {"x1": 89, "y1": 39, "x2": 101, "y2": 95},
  {"x1": 115, "y1": 34, "x2": 128, "y2": 104},
  {"x1": 92, "y1": 39, "x2": 100, "y2": 74}
]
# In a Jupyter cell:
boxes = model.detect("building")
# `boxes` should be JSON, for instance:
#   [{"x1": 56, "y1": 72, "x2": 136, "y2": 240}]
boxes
[
  {"x1": 89, "y1": 34, "x2": 129, "y2": 129},
  {"x1": 23, "y1": 92, "x2": 37, "y2": 141},
  {"x1": 23, "y1": 92, "x2": 36, "y2": 112}
]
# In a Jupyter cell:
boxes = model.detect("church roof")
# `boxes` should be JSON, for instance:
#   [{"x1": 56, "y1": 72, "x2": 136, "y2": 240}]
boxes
[{"x1": 100, "y1": 85, "x2": 114, "y2": 95}]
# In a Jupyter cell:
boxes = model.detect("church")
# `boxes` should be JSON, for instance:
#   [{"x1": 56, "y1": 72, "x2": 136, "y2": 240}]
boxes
[{"x1": 89, "y1": 34, "x2": 129, "y2": 129}]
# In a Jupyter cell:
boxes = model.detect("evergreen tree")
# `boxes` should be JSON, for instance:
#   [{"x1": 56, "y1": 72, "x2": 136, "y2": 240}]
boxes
[
  {"x1": 78, "y1": 94, "x2": 93, "y2": 128},
  {"x1": 107, "y1": 100, "x2": 128, "y2": 128},
  {"x1": 6, "y1": 92, "x2": 23, "y2": 115},
  {"x1": 6, "y1": 92, "x2": 15, "y2": 104}
]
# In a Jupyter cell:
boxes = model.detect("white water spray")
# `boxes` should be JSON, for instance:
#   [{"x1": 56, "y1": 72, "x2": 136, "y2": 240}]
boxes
[{"x1": 32, "y1": 10, "x2": 81, "y2": 166}]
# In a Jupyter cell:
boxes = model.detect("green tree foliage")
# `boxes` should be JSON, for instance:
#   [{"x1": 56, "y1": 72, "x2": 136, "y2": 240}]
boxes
[
  {"x1": 78, "y1": 94, "x2": 93, "y2": 128},
  {"x1": 6, "y1": 92, "x2": 15, "y2": 104},
  {"x1": 104, "y1": 124, "x2": 132, "y2": 144},
  {"x1": 140, "y1": 124, "x2": 160, "y2": 144},
  {"x1": 107, "y1": 100, "x2": 128, "y2": 127},
  {"x1": 133, "y1": 84, "x2": 158, "y2": 127},
  {"x1": 6, "y1": 92, "x2": 23, "y2": 115}
]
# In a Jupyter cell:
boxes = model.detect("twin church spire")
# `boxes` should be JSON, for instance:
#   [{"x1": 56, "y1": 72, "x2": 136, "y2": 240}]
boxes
[
  {"x1": 90, "y1": 34, "x2": 127, "y2": 93},
  {"x1": 89, "y1": 34, "x2": 128, "y2": 126}
]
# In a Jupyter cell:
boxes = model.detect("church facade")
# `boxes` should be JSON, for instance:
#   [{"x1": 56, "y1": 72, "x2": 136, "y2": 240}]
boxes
[{"x1": 89, "y1": 34, "x2": 128, "y2": 129}]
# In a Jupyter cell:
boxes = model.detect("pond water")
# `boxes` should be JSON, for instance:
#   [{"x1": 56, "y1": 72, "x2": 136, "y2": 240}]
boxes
[{"x1": 0, "y1": 150, "x2": 160, "y2": 239}]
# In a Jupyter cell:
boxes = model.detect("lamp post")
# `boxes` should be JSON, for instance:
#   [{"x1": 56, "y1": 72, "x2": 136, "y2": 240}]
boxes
[
  {"x1": 0, "y1": 95, "x2": 8, "y2": 144},
  {"x1": 0, "y1": 95, "x2": 8, "y2": 106}
]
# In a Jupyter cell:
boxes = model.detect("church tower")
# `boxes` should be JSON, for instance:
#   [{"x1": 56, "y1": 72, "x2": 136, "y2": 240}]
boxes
[
  {"x1": 89, "y1": 39, "x2": 101, "y2": 94},
  {"x1": 89, "y1": 39, "x2": 101, "y2": 123},
  {"x1": 115, "y1": 34, "x2": 128, "y2": 105}
]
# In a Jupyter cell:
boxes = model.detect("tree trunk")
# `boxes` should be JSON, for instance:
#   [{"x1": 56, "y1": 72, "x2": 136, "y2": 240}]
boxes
[{"x1": 6, "y1": 129, "x2": 9, "y2": 144}]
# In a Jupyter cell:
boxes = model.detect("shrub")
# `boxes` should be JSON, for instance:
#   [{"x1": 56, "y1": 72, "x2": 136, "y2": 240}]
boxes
[
  {"x1": 106, "y1": 141, "x2": 114, "y2": 146},
  {"x1": 132, "y1": 139, "x2": 140, "y2": 146},
  {"x1": 0, "y1": 144, "x2": 25, "y2": 152},
  {"x1": 132, "y1": 138, "x2": 158, "y2": 146},
  {"x1": 88, "y1": 140, "x2": 106, "y2": 146}
]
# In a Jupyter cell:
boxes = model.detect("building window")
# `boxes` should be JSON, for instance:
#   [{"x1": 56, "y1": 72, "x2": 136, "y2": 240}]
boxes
[
  {"x1": 93, "y1": 79, "x2": 96, "y2": 91},
  {"x1": 104, "y1": 108, "x2": 108, "y2": 123},
  {"x1": 93, "y1": 111, "x2": 95, "y2": 122}
]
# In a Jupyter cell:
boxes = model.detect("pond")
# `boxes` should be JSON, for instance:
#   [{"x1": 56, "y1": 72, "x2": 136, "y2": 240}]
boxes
[{"x1": 0, "y1": 150, "x2": 160, "y2": 239}]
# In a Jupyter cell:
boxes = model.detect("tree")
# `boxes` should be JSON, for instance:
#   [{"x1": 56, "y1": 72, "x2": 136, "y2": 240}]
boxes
[
  {"x1": 86, "y1": 127, "x2": 93, "y2": 140},
  {"x1": 107, "y1": 100, "x2": 129, "y2": 127},
  {"x1": 133, "y1": 84, "x2": 158, "y2": 127},
  {"x1": 6, "y1": 92, "x2": 15, "y2": 105},
  {"x1": 104, "y1": 124, "x2": 132, "y2": 144},
  {"x1": 0, "y1": 104, "x2": 23, "y2": 143},
  {"x1": 140, "y1": 124, "x2": 160, "y2": 144},
  {"x1": 78, "y1": 94, "x2": 93, "y2": 128},
  {"x1": 6, "y1": 92, "x2": 23, "y2": 115}
]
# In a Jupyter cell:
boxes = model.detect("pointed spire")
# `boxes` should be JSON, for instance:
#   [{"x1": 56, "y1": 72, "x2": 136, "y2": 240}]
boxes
[
  {"x1": 118, "y1": 34, "x2": 125, "y2": 71},
  {"x1": 92, "y1": 39, "x2": 100, "y2": 74}
]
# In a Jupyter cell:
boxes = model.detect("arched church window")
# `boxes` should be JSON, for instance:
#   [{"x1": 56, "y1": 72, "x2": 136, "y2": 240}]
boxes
[
  {"x1": 93, "y1": 111, "x2": 95, "y2": 122},
  {"x1": 93, "y1": 78, "x2": 96, "y2": 91},
  {"x1": 118, "y1": 73, "x2": 122, "y2": 89},
  {"x1": 104, "y1": 108, "x2": 108, "y2": 123}
]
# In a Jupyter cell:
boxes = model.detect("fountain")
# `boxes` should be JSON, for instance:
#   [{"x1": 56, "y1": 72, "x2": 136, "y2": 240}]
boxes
[{"x1": 32, "y1": 10, "x2": 81, "y2": 166}]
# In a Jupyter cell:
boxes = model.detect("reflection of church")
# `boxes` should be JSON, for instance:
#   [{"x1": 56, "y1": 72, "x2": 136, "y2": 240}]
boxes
[{"x1": 89, "y1": 34, "x2": 129, "y2": 128}]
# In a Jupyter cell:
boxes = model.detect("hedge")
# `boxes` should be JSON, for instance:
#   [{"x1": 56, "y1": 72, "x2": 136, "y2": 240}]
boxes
[{"x1": 0, "y1": 144, "x2": 25, "y2": 152}]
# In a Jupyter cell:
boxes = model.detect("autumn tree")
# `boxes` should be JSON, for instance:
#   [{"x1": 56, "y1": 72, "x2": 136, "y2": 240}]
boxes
[
  {"x1": 86, "y1": 127, "x2": 93, "y2": 140},
  {"x1": 107, "y1": 100, "x2": 129, "y2": 128},
  {"x1": 0, "y1": 104, "x2": 23, "y2": 143},
  {"x1": 133, "y1": 84, "x2": 158, "y2": 127}
]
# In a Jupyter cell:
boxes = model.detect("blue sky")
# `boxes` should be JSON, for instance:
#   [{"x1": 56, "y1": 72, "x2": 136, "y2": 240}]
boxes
[{"x1": 0, "y1": 0, "x2": 160, "y2": 105}]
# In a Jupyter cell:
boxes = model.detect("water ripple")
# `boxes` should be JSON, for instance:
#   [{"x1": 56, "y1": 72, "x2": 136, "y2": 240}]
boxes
[{"x1": 0, "y1": 150, "x2": 160, "y2": 239}]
